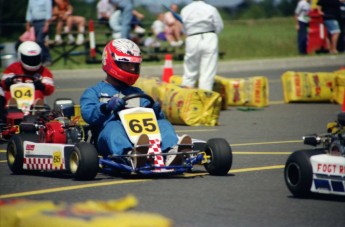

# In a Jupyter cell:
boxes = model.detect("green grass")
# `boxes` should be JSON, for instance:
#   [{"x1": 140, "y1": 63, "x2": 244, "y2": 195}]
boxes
[
  {"x1": 220, "y1": 17, "x2": 298, "y2": 60},
  {"x1": 1, "y1": 17, "x2": 299, "y2": 71}
]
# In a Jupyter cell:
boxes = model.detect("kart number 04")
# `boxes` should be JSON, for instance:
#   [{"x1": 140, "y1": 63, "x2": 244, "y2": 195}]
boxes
[{"x1": 13, "y1": 87, "x2": 33, "y2": 99}]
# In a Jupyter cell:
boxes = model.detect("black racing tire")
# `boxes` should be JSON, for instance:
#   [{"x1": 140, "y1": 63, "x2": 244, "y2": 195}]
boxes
[
  {"x1": 7, "y1": 133, "x2": 39, "y2": 174},
  {"x1": 69, "y1": 142, "x2": 99, "y2": 180},
  {"x1": 204, "y1": 138, "x2": 233, "y2": 176},
  {"x1": 284, "y1": 149, "x2": 326, "y2": 197}
]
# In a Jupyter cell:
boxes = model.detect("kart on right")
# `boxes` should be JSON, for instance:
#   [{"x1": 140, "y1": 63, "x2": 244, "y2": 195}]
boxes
[{"x1": 284, "y1": 112, "x2": 345, "y2": 197}]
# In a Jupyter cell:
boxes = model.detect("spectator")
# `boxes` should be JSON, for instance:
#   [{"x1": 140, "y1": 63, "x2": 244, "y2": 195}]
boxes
[
  {"x1": 151, "y1": 13, "x2": 166, "y2": 42},
  {"x1": 142, "y1": 13, "x2": 166, "y2": 48},
  {"x1": 295, "y1": 0, "x2": 311, "y2": 55},
  {"x1": 164, "y1": 4, "x2": 183, "y2": 47},
  {"x1": 25, "y1": 0, "x2": 53, "y2": 66},
  {"x1": 317, "y1": 0, "x2": 343, "y2": 54},
  {"x1": 108, "y1": 5, "x2": 122, "y2": 39},
  {"x1": 53, "y1": 0, "x2": 86, "y2": 45},
  {"x1": 15, "y1": 26, "x2": 36, "y2": 52},
  {"x1": 338, "y1": 0, "x2": 345, "y2": 52},
  {"x1": 111, "y1": 0, "x2": 134, "y2": 39},
  {"x1": 180, "y1": 0, "x2": 224, "y2": 91},
  {"x1": 131, "y1": 9, "x2": 146, "y2": 34},
  {"x1": 106, "y1": 3, "x2": 145, "y2": 40},
  {"x1": 80, "y1": 38, "x2": 191, "y2": 166},
  {"x1": 1, "y1": 41, "x2": 55, "y2": 106},
  {"x1": 97, "y1": 0, "x2": 115, "y2": 24}
]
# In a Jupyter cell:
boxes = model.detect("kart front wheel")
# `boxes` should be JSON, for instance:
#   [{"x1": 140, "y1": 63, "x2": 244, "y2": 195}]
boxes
[
  {"x1": 204, "y1": 138, "x2": 233, "y2": 176},
  {"x1": 284, "y1": 149, "x2": 326, "y2": 197},
  {"x1": 69, "y1": 142, "x2": 99, "y2": 180},
  {"x1": 7, "y1": 133, "x2": 38, "y2": 174}
]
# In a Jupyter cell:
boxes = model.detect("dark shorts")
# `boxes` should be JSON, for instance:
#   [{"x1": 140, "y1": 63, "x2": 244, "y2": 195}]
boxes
[{"x1": 324, "y1": 20, "x2": 341, "y2": 34}]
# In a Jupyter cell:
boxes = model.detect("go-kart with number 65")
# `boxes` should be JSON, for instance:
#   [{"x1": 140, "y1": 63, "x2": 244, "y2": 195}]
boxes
[
  {"x1": 284, "y1": 112, "x2": 345, "y2": 197},
  {"x1": 6, "y1": 94, "x2": 233, "y2": 180}
]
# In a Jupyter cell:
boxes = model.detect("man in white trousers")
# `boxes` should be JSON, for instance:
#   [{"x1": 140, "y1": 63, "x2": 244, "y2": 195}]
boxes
[{"x1": 181, "y1": 0, "x2": 223, "y2": 91}]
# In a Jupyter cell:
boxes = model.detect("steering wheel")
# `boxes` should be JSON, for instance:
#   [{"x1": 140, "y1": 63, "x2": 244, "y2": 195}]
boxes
[
  {"x1": 122, "y1": 93, "x2": 155, "y2": 108},
  {"x1": 10, "y1": 75, "x2": 36, "y2": 84}
]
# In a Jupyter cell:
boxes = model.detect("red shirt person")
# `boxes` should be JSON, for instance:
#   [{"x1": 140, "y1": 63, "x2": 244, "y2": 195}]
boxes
[{"x1": 1, "y1": 41, "x2": 54, "y2": 105}]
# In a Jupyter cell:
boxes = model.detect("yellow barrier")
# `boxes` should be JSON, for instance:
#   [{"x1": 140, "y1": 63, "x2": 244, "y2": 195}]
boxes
[
  {"x1": 0, "y1": 195, "x2": 172, "y2": 227},
  {"x1": 154, "y1": 83, "x2": 221, "y2": 126},
  {"x1": 281, "y1": 71, "x2": 335, "y2": 103}
]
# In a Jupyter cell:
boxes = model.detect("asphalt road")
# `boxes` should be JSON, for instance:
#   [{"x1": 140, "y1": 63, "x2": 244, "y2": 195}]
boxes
[{"x1": 1, "y1": 61, "x2": 345, "y2": 227}]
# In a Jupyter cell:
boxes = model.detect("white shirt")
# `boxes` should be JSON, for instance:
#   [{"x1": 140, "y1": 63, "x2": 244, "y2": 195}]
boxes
[
  {"x1": 181, "y1": 1, "x2": 224, "y2": 36},
  {"x1": 97, "y1": 0, "x2": 114, "y2": 19},
  {"x1": 151, "y1": 19, "x2": 165, "y2": 35},
  {"x1": 295, "y1": 0, "x2": 311, "y2": 23}
]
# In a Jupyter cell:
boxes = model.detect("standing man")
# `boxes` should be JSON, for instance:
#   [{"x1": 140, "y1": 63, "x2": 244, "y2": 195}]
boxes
[
  {"x1": 26, "y1": 0, "x2": 53, "y2": 66},
  {"x1": 181, "y1": 0, "x2": 223, "y2": 91},
  {"x1": 295, "y1": 0, "x2": 311, "y2": 55},
  {"x1": 317, "y1": 0, "x2": 343, "y2": 54}
]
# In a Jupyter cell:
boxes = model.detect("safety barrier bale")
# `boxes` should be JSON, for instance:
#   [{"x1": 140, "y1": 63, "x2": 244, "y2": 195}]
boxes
[
  {"x1": 281, "y1": 71, "x2": 335, "y2": 103},
  {"x1": 153, "y1": 83, "x2": 221, "y2": 126}
]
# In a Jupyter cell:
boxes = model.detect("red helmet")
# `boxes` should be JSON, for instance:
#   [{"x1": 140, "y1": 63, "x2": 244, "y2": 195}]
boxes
[{"x1": 102, "y1": 39, "x2": 142, "y2": 85}]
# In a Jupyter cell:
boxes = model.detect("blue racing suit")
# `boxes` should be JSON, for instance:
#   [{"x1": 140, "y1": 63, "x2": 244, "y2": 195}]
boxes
[{"x1": 80, "y1": 81, "x2": 178, "y2": 156}]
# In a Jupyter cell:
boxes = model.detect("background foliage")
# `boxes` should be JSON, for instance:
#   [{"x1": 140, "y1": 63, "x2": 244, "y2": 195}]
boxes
[
  {"x1": 0, "y1": 0, "x2": 299, "y2": 41},
  {"x1": 0, "y1": 0, "x2": 303, "y2": 70}
]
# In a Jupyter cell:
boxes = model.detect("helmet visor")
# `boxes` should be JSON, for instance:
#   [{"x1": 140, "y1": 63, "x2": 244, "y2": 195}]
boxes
[
  {"x1": 115, "y1": 61, "x2": 140, "y2": 74},
  {"x1": 21, "y1": 53, "x2": 41, "y2": 68}
]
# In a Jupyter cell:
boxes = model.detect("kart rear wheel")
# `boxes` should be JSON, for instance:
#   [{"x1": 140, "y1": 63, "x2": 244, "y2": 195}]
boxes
[
  {"x1": 203, "y1": 138, "x2": 232, "y2": 176},
  {"x1": 284, "y1": 149, "x2": 326, "y2": 197},
  {"x1": 69, "y1": 142, "x2": 98, "y2": 180},
  {"x1": 7, "y1": 133, "x2": 38, "y2": 174}
]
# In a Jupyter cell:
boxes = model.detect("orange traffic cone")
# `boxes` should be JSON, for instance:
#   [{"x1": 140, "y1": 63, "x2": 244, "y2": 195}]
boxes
[{"x1": 162, "y1": 54, "x2": 173, "y2": 83}]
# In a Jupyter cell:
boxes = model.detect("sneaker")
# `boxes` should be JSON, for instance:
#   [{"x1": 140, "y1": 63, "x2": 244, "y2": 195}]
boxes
[
  {"x1": 176, "y1": 40, "x2": 184, "y2": 47},
  {"x1": 132, "y1": 134, "x2": 150, "y2": 169},
  {"x1": 76, "y1": 34, "x2": 84, "y2": 45},
  {"x1": 170, "y1": 41, "x2": 178, "y2": 47},
  {"x1": 68, "y1": 34, "x2": 75, "y2": 44},
  {"x1": 54, "y1": 35, "x2": 63, "y2": 45},
  {"x1": 134, "y1": 26, "x2": 146, "y2": 34},
  {"x1": 165, "y1": 135, "x2": 192, "y2": 166}
]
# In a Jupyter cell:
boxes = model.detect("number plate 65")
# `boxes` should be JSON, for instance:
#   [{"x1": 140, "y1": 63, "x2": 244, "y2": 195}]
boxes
[{"x1": 119, "y1": 107, "x2": 161, "y2": 144}]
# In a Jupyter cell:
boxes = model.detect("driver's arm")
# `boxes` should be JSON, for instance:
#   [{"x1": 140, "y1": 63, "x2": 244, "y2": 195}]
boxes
[
  {"x1": 80, "y1": 87, "x2": 112, "y2": 125},
  {"x1": 36, "y1": 68, "x2": 55, "y2": 96},
  {"x1": 1, "y1": 71, "x2": 16, "y2": 90}
]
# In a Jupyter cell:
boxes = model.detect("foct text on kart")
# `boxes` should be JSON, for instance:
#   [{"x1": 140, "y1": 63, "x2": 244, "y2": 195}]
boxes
[{"x1": 284, "y1": 112, "x2": 345, "y2": 197}]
